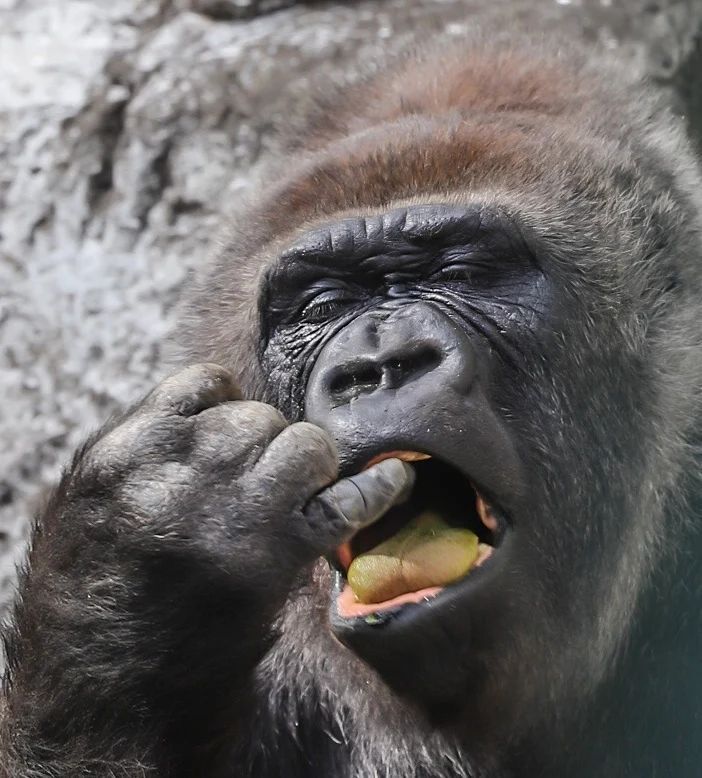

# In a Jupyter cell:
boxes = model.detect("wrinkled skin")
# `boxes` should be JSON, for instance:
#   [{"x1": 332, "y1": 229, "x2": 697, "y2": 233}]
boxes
[{"x1": 2, "y1": 34, "x2": 702, "y2": 778}]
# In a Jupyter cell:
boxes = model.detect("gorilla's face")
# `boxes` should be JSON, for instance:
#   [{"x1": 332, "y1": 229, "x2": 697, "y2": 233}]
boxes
[
  {"x1": 183, "y1": 43, "x2": 701, "y2": 741},
  {"x1": 253, "y1": 198, "x2": 655, "y2": 717},
  {"x1": 265, "y1": 205, "x2": 529, "y2": 704}
]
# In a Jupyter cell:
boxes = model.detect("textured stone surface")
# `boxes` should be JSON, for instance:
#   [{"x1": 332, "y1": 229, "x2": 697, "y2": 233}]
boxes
[{"x1": 1, "y1": 0, "x2": 701, "y2": 614}]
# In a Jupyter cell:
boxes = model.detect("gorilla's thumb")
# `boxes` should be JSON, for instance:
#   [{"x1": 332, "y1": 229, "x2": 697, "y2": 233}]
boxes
[{"x1": 301, "y1": 459, "x2": 416, "y2": 553}]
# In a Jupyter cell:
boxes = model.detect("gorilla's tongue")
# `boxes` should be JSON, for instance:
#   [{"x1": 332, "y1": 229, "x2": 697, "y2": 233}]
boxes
[{"x1": 347, "y1": 512, "x2": 479, "y2": 605}]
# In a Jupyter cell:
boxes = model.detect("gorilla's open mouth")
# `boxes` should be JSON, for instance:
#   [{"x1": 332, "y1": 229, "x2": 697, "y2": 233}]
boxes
[{"x1": 332, "y1": 452, "x2": 507, "y2": 620}]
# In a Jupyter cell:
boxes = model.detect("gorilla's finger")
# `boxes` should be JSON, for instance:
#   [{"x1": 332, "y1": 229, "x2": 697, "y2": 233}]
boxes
[
  {"x1": 141, "y1": 364, "x2": 242, "y2": 417},
  {"x1": 195, "y1": 401, "x2": 288, "y2": 461},
  {"x1": 300, "y1": 459, "x2": 416, "y2": 552},
  {"x1": 253, "y1": 422, "x2": 339, "y2": 501}
]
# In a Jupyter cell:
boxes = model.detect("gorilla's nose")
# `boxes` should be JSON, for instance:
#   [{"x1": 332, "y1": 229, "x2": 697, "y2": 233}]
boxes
[
  {"x1": 305, "y1": 302, "x2": 475, "y2": 417},
  {"x1": 327, "y1": 339, "x2": 440, "y2": 404}
]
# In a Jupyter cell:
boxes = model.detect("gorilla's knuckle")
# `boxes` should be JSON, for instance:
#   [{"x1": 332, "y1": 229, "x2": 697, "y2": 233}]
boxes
[
  {"x1": 78, "y1": 444, "x2": 125, "y2": 485},
  {"x1": 192, "y1": 418, "x2": 240, "y2": 463},
  {"x1": 283, "y1": 423, "x2": 339, "y2": 482},
  {"x1": 86, "y1": 418, "x2": 146, "y2": 471},
  {"x1": 194, "y1": 403, "x2": 239, "y2": 433},
  {"x1": 80, "y1": 411, "x2": 196, "y2": 494},
  {"x1": 230, "y1": 401, "x2": 288, "y2": 435},
  {"x1": 146, "y1": 363, "x2": 240, "y2": 416},
  {"x1": 192, "y1": 402, "x2": 288, "y2": 468},
  {"x1": 164, "y1": 363, "x2": 232, "y2": 392}
]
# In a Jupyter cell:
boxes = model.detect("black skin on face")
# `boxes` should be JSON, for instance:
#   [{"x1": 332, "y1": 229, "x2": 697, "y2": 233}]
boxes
[
  {"x1": 2, "y1": 34, "x2": 702, "y2": 778},
  {"x1": 266, "y1": 204, "x2": 535, "y2": 707}
]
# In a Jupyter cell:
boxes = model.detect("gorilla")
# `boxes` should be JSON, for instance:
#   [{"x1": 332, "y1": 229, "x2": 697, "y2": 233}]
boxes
[{"x1": 1, "y1": 32, "x2": 701, "y2": 778}]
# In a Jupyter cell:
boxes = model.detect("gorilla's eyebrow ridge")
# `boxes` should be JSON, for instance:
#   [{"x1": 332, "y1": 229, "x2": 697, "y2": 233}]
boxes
[{"x1": 274, "y1": 203, "x2": 539, "y2": 280}]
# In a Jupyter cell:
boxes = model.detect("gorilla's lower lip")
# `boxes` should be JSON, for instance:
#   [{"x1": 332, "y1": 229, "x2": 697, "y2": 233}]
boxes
[{"x1": 332, "y1": 452, "x2": 507, "y2": 620}]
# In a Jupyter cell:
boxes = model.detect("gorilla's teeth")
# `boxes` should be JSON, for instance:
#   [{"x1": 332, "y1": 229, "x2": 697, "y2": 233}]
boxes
[
  {"x1": 394, "y1": 451, "x2": 431, "y2": 462},
  {"x1": 474, "y1": 543, "x2": 495, "y2": 567},
  {"x1": 364, "y1": 450, "x2": 431, "y2": 469},
  {"x1": 476, "y1": 494, "x2": 499, "y2": 533}
]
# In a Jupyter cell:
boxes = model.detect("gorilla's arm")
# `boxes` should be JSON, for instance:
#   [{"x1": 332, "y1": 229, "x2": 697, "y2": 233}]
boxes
[{"x1": 0, "y1": 364, "x2": 413, "y2": 776}]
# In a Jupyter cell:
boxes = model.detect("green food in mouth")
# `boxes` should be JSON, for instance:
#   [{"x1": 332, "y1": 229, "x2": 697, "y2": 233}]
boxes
[{"x1": 347, "y1": 512, "x2": 479, "y2": 604}]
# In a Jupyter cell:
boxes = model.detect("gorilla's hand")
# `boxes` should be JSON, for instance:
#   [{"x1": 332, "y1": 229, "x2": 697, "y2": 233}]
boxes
[
  {"x1": 83, "y1": 363, "x2": 413, "y2": 595},
  {"x1": 2, "y1": 363, "x2": 413, "y2": 774}
]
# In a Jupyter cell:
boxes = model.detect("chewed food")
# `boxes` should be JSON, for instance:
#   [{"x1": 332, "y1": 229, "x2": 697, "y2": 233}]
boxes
[{"x1": 347, "y1": 512, "x2": 480, "y2": 604}]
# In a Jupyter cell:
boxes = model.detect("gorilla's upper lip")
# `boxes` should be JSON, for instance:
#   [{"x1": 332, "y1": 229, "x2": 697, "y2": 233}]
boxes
[{"x1": 331, "y1": 449, "x2": 509, "y2": 621}]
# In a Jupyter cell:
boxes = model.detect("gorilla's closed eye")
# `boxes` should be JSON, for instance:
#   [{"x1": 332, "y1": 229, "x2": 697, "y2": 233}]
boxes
[
  {"x1": 263, "y1": 205, "x2": 541, "y2": 337},
  {"x1": 429, "y1": 261, "x2": 479, "y2": 284},
  {"x1": 299, "y1": 289, "x2": 361, "y2": 323}
]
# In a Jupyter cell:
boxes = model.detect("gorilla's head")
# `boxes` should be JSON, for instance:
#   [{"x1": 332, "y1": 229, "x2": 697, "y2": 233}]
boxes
[{"x1": 183, "y1": 38, "x2": 702, "y2": 752}]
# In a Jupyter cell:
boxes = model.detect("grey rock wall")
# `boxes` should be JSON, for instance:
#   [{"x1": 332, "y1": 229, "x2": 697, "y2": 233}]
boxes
[{"x1": 1, "y1": 0, "x2": 701, "y2": 614}]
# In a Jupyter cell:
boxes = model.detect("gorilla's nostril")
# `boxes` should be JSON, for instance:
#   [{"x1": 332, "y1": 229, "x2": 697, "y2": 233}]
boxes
[
  {"x1": 328, "y1": 347, "x2": 443, "y2": 403},
  {"x1": 329, "y1": 363, "x2": 383, "y2": 400},
  {"x1": 383, "y1": 347, "x2": 442, "y2": 388}
]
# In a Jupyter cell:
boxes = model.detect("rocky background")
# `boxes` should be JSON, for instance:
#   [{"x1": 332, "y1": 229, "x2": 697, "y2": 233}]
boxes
[{"x1": 1, "y1": 0, "x2": 701, "y2": 617}]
